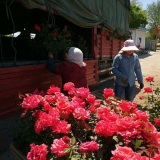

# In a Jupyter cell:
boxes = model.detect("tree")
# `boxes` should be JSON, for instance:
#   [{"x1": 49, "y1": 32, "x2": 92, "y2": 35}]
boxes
[
  {"x1": 146, "y1": 1, "x2": 160, "y2": 39},
  {"x1": 129, "y1": 2, "x2": 148, "y2": 29}
]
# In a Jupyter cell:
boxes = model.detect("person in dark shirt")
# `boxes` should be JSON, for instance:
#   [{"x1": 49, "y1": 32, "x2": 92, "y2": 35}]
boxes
[
  {"x1": 112, "y1": 39, "x2": 144, "y2": 101},
  {"x1": 47, "y1": 47, "x2": 88, "y2": 89}
]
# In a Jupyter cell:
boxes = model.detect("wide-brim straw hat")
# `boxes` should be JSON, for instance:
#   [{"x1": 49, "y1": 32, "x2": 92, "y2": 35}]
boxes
[{"x1": 121, "y1": 39, "x2": 139, "y2": 51}]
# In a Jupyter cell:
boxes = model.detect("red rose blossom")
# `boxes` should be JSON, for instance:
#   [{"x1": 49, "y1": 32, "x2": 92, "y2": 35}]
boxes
[
  {"x1": 96, "y1": 106, "x2": 111, "y2": 120},
  {"x1": 144, "y1": 87, "x2": 153, "y2": 93},
  {"x1": 111, "y1": 146, "x2": 148, "y2": 160},
  {"x1": 51, "y1": 120, "x2": 71, "y2": 134},
  {"x1": 103, "y1": 88, "x2": 114, "y2": 98},
  {"x1": 89, "y1": 105, "x2": 96, "y2": 113},
  {"x1": 61, "y1": 136, "x2": 70, "y2": 143},
  {"x1": 134, "y1": 109, "x2": 149, "y2": 122},
  {"x1": 22, "y1": 95, "x2": 42, "y2": 109},
  {"x1": 56, "y1": 100, "x2": 72, "y2": 118},
  {"x1": 118, "y1": 100, "x2": 137, "y2": 112},
  {"x1": 86, "y1": 94, "x2": 96, "y2": 104},
  {"x1": 51, "y1": 137, "x2": 70, "y2": 157},
  {"x1": 138, "y1": 96, "x2": 144, "y2": 100},
  {"x1": 63, "y1": 82, "x2": 75, "y2": 91},
  {"x1": 152, "y1": 154, "x2": 160, "y2": 160},
  {"x1": 73, "y1": 107, "x2": 90, "y2": 120},
  {"x1": 94, "y1": 99, "x2": 101, "y2": 108},
  {"x1": 94, "y1": 120, "x2": 117, "y2": 137},
  {"x1": 116, "y1": 117, "x2": 141, "y2": 138},
  {"x1": 79, "y1": 141, "x2": 99, "y2": 153},
  {"x1": 70, "y1": 97, "x2": 85, "y2": 109},
  {"x1": 47, "y1": 85, "x2": 60, "y2": 95},
  {"x1": 154, "y1": 118, "x2": 160, "y2": 126},
  {"x1": 142, "y1": 122, "x2": 158, "y2": 141},
  {"x1": 20, "y1": 82, "x2": 160, "y2": 159},
  {"x1": 34, "y1": 24, "x2": 41, "y2": 32},
  {"x1": 106, "y1": 32, "x2": 109, "y2": 37},
  {"x1": 34, "y1": 111, "x2": 58, "y2": 134},
  {"x1": 76, "y1": 87, "x2": 90, "y2": 98},
  {"x1": 145, "y1": 76, "x2": 154, "y2": 82},
  {"x1": 27, "y1": 143, "x2": 48, "y2": 160}
]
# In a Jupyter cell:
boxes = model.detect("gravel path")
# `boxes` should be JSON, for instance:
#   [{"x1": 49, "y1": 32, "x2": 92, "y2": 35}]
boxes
[{"x1": 133, "y1": 50, "x2": 160, "y2": 104}]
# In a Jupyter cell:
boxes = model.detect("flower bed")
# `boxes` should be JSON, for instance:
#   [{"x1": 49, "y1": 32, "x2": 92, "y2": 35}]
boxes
[
  {"x1": 138, "y1": 76, "x2": 160, "y2": 132},
  {"x1": 14, "y1": 82, "x2": 160, "y2": 160}
]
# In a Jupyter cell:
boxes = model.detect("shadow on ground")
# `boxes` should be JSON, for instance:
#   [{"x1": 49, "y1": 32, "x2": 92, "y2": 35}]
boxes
[
  {"x1": 0, "y1": 114, "x2": 21, "y2": 160},
  {"x1": 133, "y1": 85, "x2": 141, "y2": 100},
  {"x1": 137, "y1": 50, "x2": 152, "y2": 59}
]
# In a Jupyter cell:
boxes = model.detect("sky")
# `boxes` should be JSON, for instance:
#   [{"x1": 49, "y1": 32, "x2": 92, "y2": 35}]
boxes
[{"x1": 139, "y1": 0, "x2": 157, "y2": 9}]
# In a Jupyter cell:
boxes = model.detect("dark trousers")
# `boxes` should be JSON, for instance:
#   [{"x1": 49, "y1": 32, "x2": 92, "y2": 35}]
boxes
[{"x1": 114, "y1": 82, "x2": 135, "y2": 101}]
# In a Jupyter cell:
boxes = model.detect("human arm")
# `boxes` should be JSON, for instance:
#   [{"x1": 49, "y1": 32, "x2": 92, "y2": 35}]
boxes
[
  {"x1": 134, "y1": 57, "x2": 144, "y2": 89},
  {"x1": 47, "y1": 53, "x2": 60, "y2": 73},
  {"x1": 140, "y1": 83, "x2": 144, "y2": 89},
  {"x1": 112, "y1": 55, "x2": 128, "y2": 83}
]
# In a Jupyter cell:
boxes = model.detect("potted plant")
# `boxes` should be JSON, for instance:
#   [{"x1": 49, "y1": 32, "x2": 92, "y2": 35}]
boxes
[{"x1": 33, "y1": 24, "x2": 72, "y2": 60}]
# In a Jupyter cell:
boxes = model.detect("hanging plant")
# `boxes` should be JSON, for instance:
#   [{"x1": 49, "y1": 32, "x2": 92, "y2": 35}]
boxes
[{"x1": 33, "y1": 24, "x2": 72, "y2": 60}]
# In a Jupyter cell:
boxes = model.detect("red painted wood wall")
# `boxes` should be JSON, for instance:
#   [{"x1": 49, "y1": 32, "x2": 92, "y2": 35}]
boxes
[
  {"x1": 92, "y1": 26, "x2": 124, "y2": 82},
  {"x1": 0, "y1": 25, "x2": 125, "y2": 119},
  {"x1": 92, "y1": 26, "x2": 124, "y2": 60},
  {"x1": 0, "y1": 60, "x2": 98, "y2": 119}
]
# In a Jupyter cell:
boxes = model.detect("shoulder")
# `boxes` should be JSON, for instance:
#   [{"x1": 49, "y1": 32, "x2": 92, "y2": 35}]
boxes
[
  {"x1": 114, "y1": 53, "x2": 123, "y2": 60},
  {"x1": 133, "y1": 53, "x2": 139, "y2": 59}
]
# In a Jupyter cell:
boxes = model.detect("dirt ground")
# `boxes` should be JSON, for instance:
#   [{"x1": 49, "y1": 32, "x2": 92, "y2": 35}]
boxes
[{"x1": 133, "y1": 50, "x2": 160, "y2": 105}]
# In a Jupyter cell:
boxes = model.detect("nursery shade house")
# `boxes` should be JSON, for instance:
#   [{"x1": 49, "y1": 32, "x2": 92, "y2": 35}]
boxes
[
  {"x1": 0, "y1": 0, "x2": 130, "y2": 118},
  {"x1": 1, "y1": 0, "x2": 130, "y2": 34}
]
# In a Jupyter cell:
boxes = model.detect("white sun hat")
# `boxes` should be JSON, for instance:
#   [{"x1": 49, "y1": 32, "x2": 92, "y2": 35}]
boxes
[
  {"x1": 67, "y1": 47, "x2": 86, "y2": 67},
  {"x1": 121, "y1": 39, "x2": 139, "y2": 51}
]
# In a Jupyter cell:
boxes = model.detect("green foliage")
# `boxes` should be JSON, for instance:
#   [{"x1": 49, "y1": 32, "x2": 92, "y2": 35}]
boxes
[
  {"x1": 32, "y1": 23, "x2": 91, "y2": 60},
  {"x1": 129, "y1": 2, "x2": 148, "y2": 28},
  {"x1": 146, "y1": 1, "x2": 160, "y2": 39},
  {"x1": 14, "y1": 83, "x2": 160, "y2": 159},
  {"x1": 34, "y1": 24, "x2": 72, "y2": 60},
  {"x1": 146, "y1": 25, "x2": 157, "y2": 40},
  {"x1": 139, "y1": 80, "x2": 160, "y2": 131}
]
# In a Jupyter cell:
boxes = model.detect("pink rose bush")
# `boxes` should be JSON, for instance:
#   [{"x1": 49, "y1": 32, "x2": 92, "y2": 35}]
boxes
[
  {"x1": 27, "y1": 143, "x2": 48, "y2": 160},
  {"x1": 17, "y1": 82, "x2": 160, "y2": 159},
  {"x1": 139, "y1": 76, "x2": 160, "y2": 131}
]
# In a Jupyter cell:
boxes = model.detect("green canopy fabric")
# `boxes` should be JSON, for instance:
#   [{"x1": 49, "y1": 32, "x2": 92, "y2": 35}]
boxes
[{"x1": 15, "y1": 0, "x2": 131, "y2": 36}]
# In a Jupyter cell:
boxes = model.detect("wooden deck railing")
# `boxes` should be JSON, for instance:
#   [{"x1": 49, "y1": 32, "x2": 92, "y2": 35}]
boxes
[{"x1": 0, "y1": 64, "x2": 62, "y2": 119}]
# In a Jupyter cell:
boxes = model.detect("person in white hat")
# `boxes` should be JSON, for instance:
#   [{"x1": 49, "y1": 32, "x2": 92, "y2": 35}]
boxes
[
  {"x1": 47, "y1": 47, "x2": 87, "y2": 89},
  {"x1": 112, "y1": 39, "x2": 144, "y2": 101}
]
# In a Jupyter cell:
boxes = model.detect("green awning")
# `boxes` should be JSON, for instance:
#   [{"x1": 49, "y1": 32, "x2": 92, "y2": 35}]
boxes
[
  {"x1": 0, "y1": 0, "x2": 130, "y2": 36},
  {"x1": 18, "y1": 0, "x2": 130, "y2": 36}
]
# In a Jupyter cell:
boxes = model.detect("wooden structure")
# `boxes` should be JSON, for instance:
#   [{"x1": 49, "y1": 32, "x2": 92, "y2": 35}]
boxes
[
  {"x1": 131, "y1": 27, "x2": 147, "y2": 49},
  {"x1": 0, "y1": 60, "x2": 97, "y2": 119},
  {"x1": 0, "y1": 27, "x2": 124, "y2": 120},
  {"x1": 0, "y1": 0, "x2": 129, "y2": 119},
  {"x1": 92, "y1": 27, "x2": 124, "y2": 83}
]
